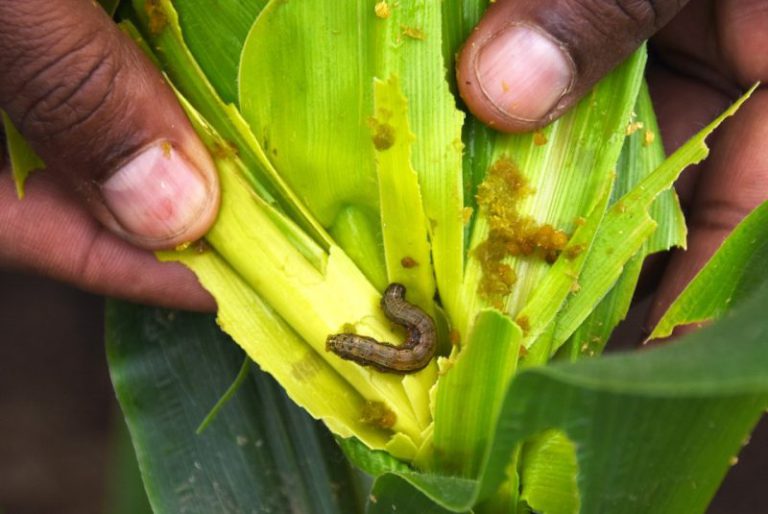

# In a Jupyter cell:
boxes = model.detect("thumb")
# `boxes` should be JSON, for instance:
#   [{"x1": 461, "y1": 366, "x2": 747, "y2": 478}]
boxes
[
  {"x1": 0, "y1": 0, "x2": 219, "y2": 249},
  {"x1": 457, "y1": 0, "x2": 689, "y2": 132}
]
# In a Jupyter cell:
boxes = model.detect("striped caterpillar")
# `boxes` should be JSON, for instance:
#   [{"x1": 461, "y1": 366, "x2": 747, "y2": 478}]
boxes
[{"x1": 325, "y1": 283, "x2": 436, "y2": 374}]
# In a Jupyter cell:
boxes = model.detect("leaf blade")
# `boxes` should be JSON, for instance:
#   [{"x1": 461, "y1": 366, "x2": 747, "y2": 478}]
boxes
[
  {"x1": 107, "y1": 302, "x2": 366, "y2": 514},
  {"x1": 651, "y1": 199, "x2": 768, "y2": 339}
]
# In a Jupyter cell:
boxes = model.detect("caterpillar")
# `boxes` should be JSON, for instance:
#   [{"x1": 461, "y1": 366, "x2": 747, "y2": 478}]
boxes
[{"x1": 325, "y1": 283, "x2": 436, "y2": 374}]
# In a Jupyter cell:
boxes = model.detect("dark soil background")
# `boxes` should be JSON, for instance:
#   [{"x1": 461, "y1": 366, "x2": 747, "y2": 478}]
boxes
[{"x1": 0, "y1": 270, "x2": 765, "y2": 514}]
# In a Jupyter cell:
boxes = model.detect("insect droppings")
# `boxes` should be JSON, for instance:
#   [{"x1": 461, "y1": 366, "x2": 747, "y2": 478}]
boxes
[{"x1": 325, "y1": 283, "x2": 436, "y2": 373}]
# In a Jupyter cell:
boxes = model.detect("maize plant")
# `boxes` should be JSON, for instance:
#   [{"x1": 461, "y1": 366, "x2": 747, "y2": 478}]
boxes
[{"x1": 4, "y1": 0, "x2": 767, "y2": 512}]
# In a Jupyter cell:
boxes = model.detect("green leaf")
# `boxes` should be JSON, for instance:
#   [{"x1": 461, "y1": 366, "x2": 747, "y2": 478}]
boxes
[
  {"x1": 516, "y1": 174, "x2": 615, "y2": 361},
  {"x1": 557, "y1": 255, "x2": 643, "y2": 360},
  {"x1": 329, "y1": 205, "x2": 388, "y2": 291},
  {"x1": 651, "y1": 199, "x2": 768, "y2": 339},
  {"x1": 114, "y1": 2, "x2": 766, "y2": 511},
  {"x1": 339, "y1": 436, "x2": 410, "y2": 478},
  {"x1": 195, "y1": 356, "x2": 251, "y2": 434},
  {"x1": 173, "y1": 0, "x2": 266, "y2": 104},
  {"x1": 1, "y1": 110, "x2": 45, "y2": 198},
  {"x1": 373, "y1": 76, "x2": 436, "y2": 309},
  {"x1": 557, "y1": 81, "x2": 685, "y2": 359},
  {"x1": 353, "y1": 278, "x2": 768, "y2": 512},
  {"x1": 238, "y1": 0, "x2": 384, "y2": 231},
  {"x1": 107, "y1": 301, "x2": 367, "y2": 514},
  {"x1": 622, "y1": 83, "x2": 686, "y2": 256},
  {"x1": 181, "y1": 141, "x2": 431, "y2": 451},
  {"x1": 368, "y1": 474, "x2": 466, "y2": 514},
  {"x1": 456, "y1": 47, "x2": 647, "y2": 341},
  {"x1": 485, "y1": 293, "x2": 768, "y2": 513},
  {"x1": 375, "y1": 1, "x2": 466, "y2": 322},
  {"x1": 550, "y1": 85, "x2": 757, "y2": 353},
  {"x1": 105, "y1": 413, "x2": 153, "y2": 514},
  {"x1": 440, "y1": 0, "x2": 489, "y2": 73},
  {"x1": 239, "y1": 0, "x2": 465, "y2": 318},
  {"x1": 519, "y1": 430, "x2": 579, "y2": 514},
  {"x1": 433, "y1": 310, "x2": 522, "y2": 476},
  {"x1": 128, "y1": 17, "x2": 438, "y2": 457}
]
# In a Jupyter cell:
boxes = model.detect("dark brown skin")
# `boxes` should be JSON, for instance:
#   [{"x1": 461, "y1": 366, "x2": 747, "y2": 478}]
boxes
[
  {"x1": 0, "y1": 0, "x2": 217, "y2": 311},
  {"x1": 457, "y1": 0, "x2": 688, "y2": 132},
  {"x1": 456, "y1": 0, "x2": 768, "y2": 333},
  {"x1": 326, "y1": 283, "x2": 437, "y2": 374}
]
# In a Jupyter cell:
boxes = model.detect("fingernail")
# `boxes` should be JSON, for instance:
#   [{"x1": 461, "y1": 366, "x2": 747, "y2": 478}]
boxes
[
  {"x1": 475, "y1": 24, "x2": 574, "y2": 122},
  {"x1": 101, "y1": 142, "x2": 212, "y2": 241}
]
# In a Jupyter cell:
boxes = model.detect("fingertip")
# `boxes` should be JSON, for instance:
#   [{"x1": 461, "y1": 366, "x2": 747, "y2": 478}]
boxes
[
  {"x1": 99, "y1": 139, "x2": 220, "y2": 250},
  {"x1": 456, "y1": 0, "x2": 688, "y2": 133},
  {"x1": 457, "y1": 22, "x2": 575, "y2": 133},
  {"x1": 0, "y1": 0, "x2": 221, "y2": 251},
  {"x1": 0, "y1": 171, "x2": 218, "y2": 312}
]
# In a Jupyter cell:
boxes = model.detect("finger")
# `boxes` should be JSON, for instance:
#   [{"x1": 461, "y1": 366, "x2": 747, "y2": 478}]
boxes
[
  {"x1": 653, "y1": 0, "x2": 768, "y2": 92},
  {"x1": 718, "y1": 0, "x2": 768, "y2": 87},
  {"x1": 629, "y1": 65, "x2": 732, "y2": 303},
  {"x1": 647, "y1": 88, "x2": 768, "y2": 329},
  {"x1": 647, "y1": 64, "x2": 733, "y2": 208},
  {"x1": 0, "y1": 167, "x2": 216, "y2": 312},
  {"x1": 456, "y1": 0, "x2": 689, "y2": 132},
  {"x1": 0, "y1": 122, "x2": 5, "y2": 168},
  {"x1": 0, "y1": 0, "x2": 219, "y2": 250}
]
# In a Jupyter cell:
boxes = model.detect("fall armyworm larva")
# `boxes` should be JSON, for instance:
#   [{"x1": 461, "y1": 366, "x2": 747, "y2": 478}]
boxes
[{"x1": 325, "y1": 283, "x2": 436, "y2": 374}]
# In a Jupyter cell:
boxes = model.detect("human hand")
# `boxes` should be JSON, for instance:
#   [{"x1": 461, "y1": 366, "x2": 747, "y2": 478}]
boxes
[
  {"x1": 456, "y1": 0, "x2": 768, "y2": 330},
  {"x1": 0, "y1": 0, "x2": 218, "y2": 311}
]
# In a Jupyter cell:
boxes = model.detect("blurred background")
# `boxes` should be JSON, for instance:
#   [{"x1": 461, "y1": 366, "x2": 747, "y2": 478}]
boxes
[
  {"x1": 0, "y1": 271, "x2": 149, "y2": 514},
  {"x1": 0, "y1": 270, "x2": 766, "y2": 514}
]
